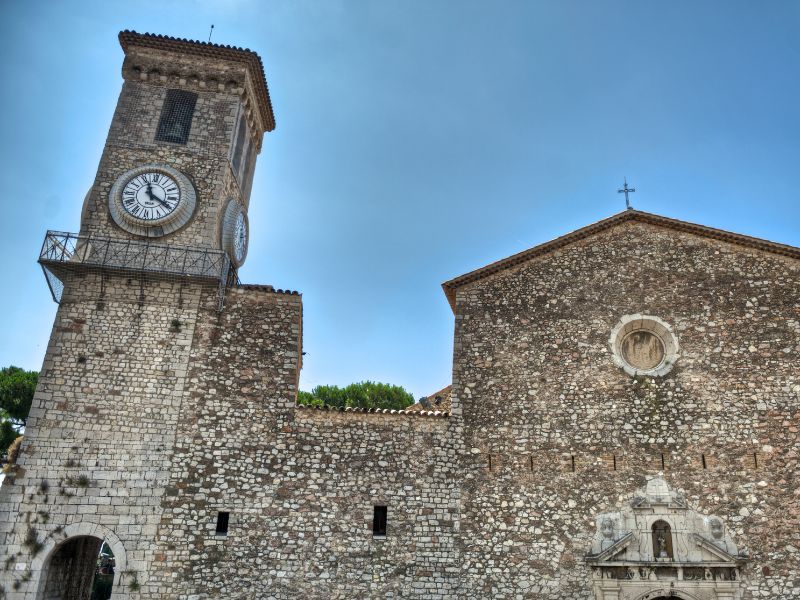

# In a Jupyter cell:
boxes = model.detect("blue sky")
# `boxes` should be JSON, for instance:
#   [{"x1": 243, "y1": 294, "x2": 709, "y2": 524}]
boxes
[{"x1": 1, "y1": 0, "x2": 798, "y2": 399}]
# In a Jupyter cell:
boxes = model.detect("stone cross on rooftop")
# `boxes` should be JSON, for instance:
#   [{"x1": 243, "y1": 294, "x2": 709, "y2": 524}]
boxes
[{"x1": 618, "y1": 177, "x2": 636, "y2": 209}]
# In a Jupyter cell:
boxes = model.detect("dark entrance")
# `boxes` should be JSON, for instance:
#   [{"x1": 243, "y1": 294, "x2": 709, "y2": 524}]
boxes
[{"x1": 39, "y1": 536, "x2": 114, "y2": 600}]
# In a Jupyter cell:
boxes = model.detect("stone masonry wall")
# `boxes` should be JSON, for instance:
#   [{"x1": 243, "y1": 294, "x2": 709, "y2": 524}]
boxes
[
  {"x1": 3, "y1": 219, "x2": 797, "y2": 600},
  {"x1": 453, "y1": 221, "x2": 800, "y2": 599},
  {"x1": 148, "y1": 286, "x2": 463, "y2": 600},
  {"x1": 0, "y1": 272, "x2": 211, "y2": 598}
]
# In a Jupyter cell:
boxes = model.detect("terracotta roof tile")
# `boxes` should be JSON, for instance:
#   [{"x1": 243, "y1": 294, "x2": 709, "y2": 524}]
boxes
[
  {"x1": 408, "y1": 385, "x2": 452, "y2": 412},
  {"x1": 295, "y1": 404, "x2": 449, "y2": 418},
  {"x1": 238, "y1": 284, "x2": 300, "y2": 296}
]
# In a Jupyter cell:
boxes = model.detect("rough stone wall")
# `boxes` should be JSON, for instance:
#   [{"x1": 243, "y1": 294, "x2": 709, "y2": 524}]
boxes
[
  {"x1": 148, "y1": 286, "x2": 463, "y2": 600},
  {"x1": 452, "y1": 221, "x2": 800, "y2": 599},
  {"x1": 0, "y1": 273, "x2": 209, "y2": 598}
]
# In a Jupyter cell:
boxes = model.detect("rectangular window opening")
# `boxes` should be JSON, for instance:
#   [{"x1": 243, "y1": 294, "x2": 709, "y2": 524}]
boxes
[
  {"x1": 215, "y1": 511, "x2": 230, "y2": 535},
  {"x1": 570, "y1": 455, "x2": 576, "y2": 473},
  {"x1": 487, "y1": 455, "x2": 492, "y2": 471},
  {"x1": 231, "y1": 113, "x2": 248, "y2": 175},
  {"x1": 373, "y1": 505, "x2": 387, "y2": 537},
  {"x1": 701, "y1": 454, "x2": 707, "y2": 470},
  {"x1": 529, "y1": 455, "x2": 534, "y2": 473},
  {"x1": 155, "y1": 89, "x2": 198, "y2": 145}
]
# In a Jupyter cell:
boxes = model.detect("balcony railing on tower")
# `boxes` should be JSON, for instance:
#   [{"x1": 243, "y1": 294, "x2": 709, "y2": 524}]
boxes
[{"x1": 38, "y1": 230, "x2": 233, "y2": 310}]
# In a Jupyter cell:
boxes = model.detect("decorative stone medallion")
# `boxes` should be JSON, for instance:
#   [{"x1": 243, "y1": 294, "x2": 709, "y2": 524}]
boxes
[{"x1": 610, "y1": 315, "x2": 679, "y2": 377}]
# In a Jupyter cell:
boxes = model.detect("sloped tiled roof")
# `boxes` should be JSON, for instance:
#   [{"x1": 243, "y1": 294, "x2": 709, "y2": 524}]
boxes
[
  {"x1": 118, "y1": 30, "x2": 276, "y2": 132},
  {"x1": 441, "y1": 209, "x2": 800, "y2": 311},
  {"x1": 407, "y1": 385, "x2": 452, "y2": 413}
]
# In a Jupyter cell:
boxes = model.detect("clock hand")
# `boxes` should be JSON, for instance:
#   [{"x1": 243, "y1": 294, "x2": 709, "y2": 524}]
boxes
[{"x1": 145, "y1": 186, "x2": 172, "y2": 209}]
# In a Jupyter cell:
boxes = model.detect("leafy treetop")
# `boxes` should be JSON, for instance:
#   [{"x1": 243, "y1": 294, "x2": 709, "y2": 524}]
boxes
[
  {"x1": 297, "y1": 381, "x2": 414, "y2": 410},
  {"x1": 1, "y1": 366, "x2": 38, "y2": 457}
]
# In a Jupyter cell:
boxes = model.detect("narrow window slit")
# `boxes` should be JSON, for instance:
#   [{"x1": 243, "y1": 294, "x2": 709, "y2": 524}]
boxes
[
  {"x1": 487, "y1": 455, "x2": 492, "y2": 471},
  {"x1": 752, "y1": 452, "x2": 759, "y2": 469},
  {"x1": 215, "y1": 511, "x2": 229, "y2": 535},
  {"x1": 701, "y1": 454, "x2": 707, "y2": 470},
  {"x1": 373, "y1": 505, "x2": 387, "y2": 537},
  {"x1": 529, "y1": 456, "x2": 534, "y2": 472},
  {"x1": 660, "y1": 453, "x2": 665, "y2": 470},
  {"x1": 570, "y1": 455, "x2": 576, "y2": 473},
  {"x1": 612, "y1": 454, "x2": 617, "y2": 471}
]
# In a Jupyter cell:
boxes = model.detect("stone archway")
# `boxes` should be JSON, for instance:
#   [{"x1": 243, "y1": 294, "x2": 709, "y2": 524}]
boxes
[
  {"x1": 38, "y1": 535, "x2": 103, "y2": 599},
  {"x1": 634, "y1": 590, "x2": 701, "y2": 600},
  {"x1": 32, "y1": 522, "x2": 127, "y2": 600}
]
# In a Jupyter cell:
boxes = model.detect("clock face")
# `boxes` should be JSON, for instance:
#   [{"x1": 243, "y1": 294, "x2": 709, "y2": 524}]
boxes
[
  {"x1": 121, "y1": 172, "x2": 181, "y2": 221},
  {"x1": 109, "y1": 164, "x2": 196, "y2": 238},
  {"x1": 221, "y1": 199, "x2": 248, "y2": 267},
  {"x1": 234, "y1": 212, "x2": 247, "y2": 262}
]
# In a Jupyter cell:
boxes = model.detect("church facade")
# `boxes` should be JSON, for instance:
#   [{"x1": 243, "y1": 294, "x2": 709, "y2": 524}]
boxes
[{"x1": 0, "y1": 31, "x2": 798, "y2": 600}]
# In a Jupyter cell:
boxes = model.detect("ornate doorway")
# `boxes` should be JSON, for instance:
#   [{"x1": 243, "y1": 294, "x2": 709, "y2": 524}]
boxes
[{"x1": 586, "y1": 476, "x2": 746, "y2": 600}]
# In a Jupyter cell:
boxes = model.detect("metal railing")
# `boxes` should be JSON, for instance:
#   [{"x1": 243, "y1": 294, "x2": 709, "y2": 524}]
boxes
[{"x1": 38, "y1": 230, "x2": 232, "y2": 309}]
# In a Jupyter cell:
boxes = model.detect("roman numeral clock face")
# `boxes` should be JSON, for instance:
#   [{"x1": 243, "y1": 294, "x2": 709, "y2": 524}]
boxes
[
  {"x1": 108, "y1": 164, "x2": 197, "y2": 238},
  {"x1": 121, "y1": 173, "x2": 180, "y2": 220},
  {"x1": 221, "y1": 199, "x2": 249, "y2": 267}
]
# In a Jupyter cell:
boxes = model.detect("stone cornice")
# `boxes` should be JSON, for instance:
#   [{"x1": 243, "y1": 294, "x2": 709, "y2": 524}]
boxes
[{"x1": 119, "y1": 30, "x2": 275, "y2": 133}]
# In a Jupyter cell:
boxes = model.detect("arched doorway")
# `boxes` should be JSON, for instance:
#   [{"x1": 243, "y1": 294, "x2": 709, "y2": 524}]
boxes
[
  {"x1": 37, "y1": 535, "x2": 114, "y2": 600},
  {"x1": 633, "y1": 591, "x2": 701, "y2": 600},
  {"x1": 36, "y1": 536, "x2": 122, "y2": 600},
  {"x1": 31, "y1": 522, "x2": 127, "y2": 600}
]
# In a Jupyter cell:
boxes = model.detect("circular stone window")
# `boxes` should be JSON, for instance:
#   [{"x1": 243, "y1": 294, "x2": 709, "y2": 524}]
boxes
[{"x1": 609, "y1": 315, "x2": 679, "y2": 377}]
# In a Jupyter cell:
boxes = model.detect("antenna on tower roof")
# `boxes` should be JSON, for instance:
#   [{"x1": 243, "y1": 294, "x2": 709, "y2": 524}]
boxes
[{"x1": 208, "y1": 24, "x2": 215, "y2": 43}]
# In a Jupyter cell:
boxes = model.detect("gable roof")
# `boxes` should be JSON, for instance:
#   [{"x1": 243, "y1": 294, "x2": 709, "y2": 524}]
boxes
[
  {"x1": 407, "y1": 384, "x2": 452, "y2": 413},
  {"x1": 441, "y1": 209, "x2": 800, "y2": 312}
]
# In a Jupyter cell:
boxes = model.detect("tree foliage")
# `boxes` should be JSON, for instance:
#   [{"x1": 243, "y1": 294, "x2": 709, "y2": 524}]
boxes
[
  {"x1": 297, "y1": 381, "x2": 414, "y2": 410},
  {"x1": 0, "y1": 366, "x2": 38, "y2": 456}
]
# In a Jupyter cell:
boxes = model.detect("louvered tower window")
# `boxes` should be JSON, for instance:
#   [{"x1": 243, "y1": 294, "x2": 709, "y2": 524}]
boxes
[
  {"x1": 155, "y1": 89, "x2": 198, "y2": 145},
  {"x1": 232, "y1": 113, "x2": 248, "y2": 175}
]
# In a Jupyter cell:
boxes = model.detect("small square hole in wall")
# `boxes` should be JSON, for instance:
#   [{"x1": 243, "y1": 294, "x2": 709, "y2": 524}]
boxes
[
  {"x1": 215, "y1": 511, "x2": 230, "y2": 536},
  {"x1": 373, "y1": 506, "x2": 387, "y2": 538}
]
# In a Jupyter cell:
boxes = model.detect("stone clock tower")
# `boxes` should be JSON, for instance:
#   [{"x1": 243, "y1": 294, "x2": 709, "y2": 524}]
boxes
[{"x1": 0, "y1": 32, "x2": 303, "y2": 599}]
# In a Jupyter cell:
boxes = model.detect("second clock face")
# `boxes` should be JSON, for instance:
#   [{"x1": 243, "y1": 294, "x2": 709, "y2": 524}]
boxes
[
  {"x1": 121, "y1": 172, "x2": 181, "y2": 221},
  {"x1": 234, "y1": 212, "x2": 247, "y2": 263}
]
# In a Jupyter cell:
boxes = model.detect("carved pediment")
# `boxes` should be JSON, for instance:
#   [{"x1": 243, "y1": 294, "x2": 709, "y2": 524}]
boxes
[
  {"x1": 585, "y1": 476, "x2": 747, "y2": 600},
  {"x1": 693, "y1": 533, "x2": 745, "y2": 564},
  {"x1": 587, "y1": 532, "x2": 634, "y2": 562},
  {"x1": 586, "y1": 476, "x2": 744, "y2": 565}
]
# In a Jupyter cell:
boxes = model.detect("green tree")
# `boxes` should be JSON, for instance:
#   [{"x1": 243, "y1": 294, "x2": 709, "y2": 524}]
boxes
[
  {"x1": 0, "y1": 366, "x2": 38, "y2": 455},
  {"x1": 297, "y1": 381, "x2": 414, "y2": 410}
]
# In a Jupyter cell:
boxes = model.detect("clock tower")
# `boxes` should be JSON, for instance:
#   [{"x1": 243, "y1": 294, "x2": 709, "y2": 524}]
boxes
[
  {"x1": 0, "y1": 32, "x2": 301, "y2": 599},
  {"x1": 81, "y1": 30, "x2": 275, "y2": 266}
]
